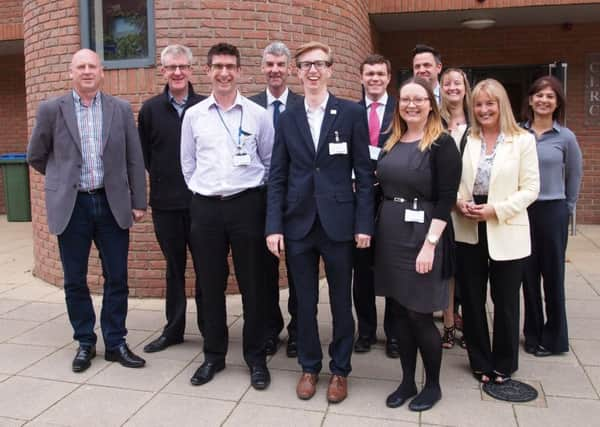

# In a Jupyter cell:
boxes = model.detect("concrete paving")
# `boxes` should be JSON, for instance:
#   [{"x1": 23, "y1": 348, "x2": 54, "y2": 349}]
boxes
[{"x1": 0, "y1": 215, "x2": 599, "y2": 426}]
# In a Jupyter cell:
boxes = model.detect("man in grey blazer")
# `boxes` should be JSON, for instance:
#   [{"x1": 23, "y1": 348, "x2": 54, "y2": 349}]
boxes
[
  {"x1": 27, "y1": 49, "x2": 147, "y2": 373},
  {"x1": 249, "y1": 41, "x2": 302, "y2": 358}
]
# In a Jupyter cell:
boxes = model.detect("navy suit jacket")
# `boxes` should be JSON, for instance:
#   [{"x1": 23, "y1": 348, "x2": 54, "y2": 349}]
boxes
[
  {"x1": 248, "y1": 88, "x2": 303, "y2": 110},
  {"x1": 266, "y1": 93, "x2": 375, "y2": 242}
]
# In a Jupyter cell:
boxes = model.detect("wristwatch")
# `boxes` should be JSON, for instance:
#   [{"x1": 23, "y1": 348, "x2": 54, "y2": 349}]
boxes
[{"x1": 426, "y1": 233, "x2": 440, "y2": 246}]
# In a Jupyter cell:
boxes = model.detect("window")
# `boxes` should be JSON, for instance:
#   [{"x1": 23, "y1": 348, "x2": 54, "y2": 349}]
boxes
[{"x1": 80, "y1": 0, "x2": 155, "y2": 69}]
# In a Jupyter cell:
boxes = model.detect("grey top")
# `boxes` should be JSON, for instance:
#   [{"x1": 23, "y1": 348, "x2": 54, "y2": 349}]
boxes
[{"x1": 523, "y1": 121, "x2": 583, "y2": 213}]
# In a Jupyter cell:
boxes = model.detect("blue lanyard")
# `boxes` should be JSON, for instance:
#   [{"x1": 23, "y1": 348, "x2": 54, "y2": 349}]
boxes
[{"x1": 215, "y1": 105, "x2": 244, "y2": 149}]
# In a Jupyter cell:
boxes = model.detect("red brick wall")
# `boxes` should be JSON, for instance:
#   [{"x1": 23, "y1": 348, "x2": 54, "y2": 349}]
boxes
[
  {"x1": 25, "y1": 0, "x2": 373, "y2": 296},
  {"x1": 379, "y1": 22, "x2": 600, "y2": 223},
  {"x1": 0, "y1": 54, "x2": 27, "y2": 214}
]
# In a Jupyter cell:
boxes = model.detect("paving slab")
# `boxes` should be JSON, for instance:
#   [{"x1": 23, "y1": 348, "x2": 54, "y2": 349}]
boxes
[
  {"x1": 162, "y1": 364, "x2": 251, "y2": 401},
  {"x1": 0, "y1": 417, "x2": 26, "y2": 426},
  {"x1": 20, "y1": 347, "x2": 110, "y2": 383},
  {"x1": 224, "y1": 402, "x2": 324, "y2": 427},
  {"x1": 0, "y1": 299, "x2": 27, "y2": 315},
  {"x1": 0, "y1": 318, "x2": 40, "y2": 342},
  {"x1": 2, "y1": 302, "x2": 66, "y2": 322},
  {"x1": 323, "y1": 413, "x2": 418, "y2": 427},
  {"x1": 0, "y1": 343, "x2": 56, "y2": 375},
  {"x1": 572, "y1": 339, "x2": 600, "y2": 366},
  {"x1": 515, "y1": 396, "x2": 600, "y2": 427},
  {"x1": 516, "y1": 359, "x2": 597, "y2": 398},
  {"x1": 8, "y1": 317, "x2": 74, "y2": 347}
]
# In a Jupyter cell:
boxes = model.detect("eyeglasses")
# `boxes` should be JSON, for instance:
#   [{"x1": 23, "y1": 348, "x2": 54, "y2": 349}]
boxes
[
  {"x1": 209, "y1": 63, "x2": 238, "y2": 72},
  {"x1": 297, "y1": 60, "x2": 332, "y2": 71},
  {"x1": 399, "y1": 97, "x2": 430, "y2": 106},
  {"x1": 164, "y1": 64, "x2": 191, "y2": 72}
]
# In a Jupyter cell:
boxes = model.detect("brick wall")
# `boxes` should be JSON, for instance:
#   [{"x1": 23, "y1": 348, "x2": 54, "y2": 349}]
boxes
[
  {"x1": 25, "y1": 0, "x2": 373, "y2": 296},
  {"x1": 0, "y1": 54, "x2": 27, "y2": 214},
  {"x1": 379, "y1": 22, "x2": 600, "y2": 223}
]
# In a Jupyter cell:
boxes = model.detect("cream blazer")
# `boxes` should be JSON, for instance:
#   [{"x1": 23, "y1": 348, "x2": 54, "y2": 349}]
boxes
[{"x1": 453, "y1": 131, "x2": 540, "y2": 261}]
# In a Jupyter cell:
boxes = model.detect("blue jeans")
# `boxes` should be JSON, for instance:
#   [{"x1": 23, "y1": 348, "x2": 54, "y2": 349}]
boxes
[{"x1": 57, "y1": 191, "x2": 130, "y2": 350}]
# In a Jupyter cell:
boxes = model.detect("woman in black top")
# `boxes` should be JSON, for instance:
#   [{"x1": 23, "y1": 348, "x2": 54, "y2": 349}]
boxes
[{"x1": 374, "y1": 77, "x2": 461, "y2": 411}]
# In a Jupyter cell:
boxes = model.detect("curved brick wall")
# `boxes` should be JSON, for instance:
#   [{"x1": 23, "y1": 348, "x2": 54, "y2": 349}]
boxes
[{"x1": 25, "y1": 0, "x2": 373, "y2": 296}]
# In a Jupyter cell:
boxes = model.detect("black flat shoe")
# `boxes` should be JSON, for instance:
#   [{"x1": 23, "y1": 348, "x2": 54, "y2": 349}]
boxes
[
  {"x1": 286, "y1": 337, "x2": 297, "y2": 358},
  {"x1": 385, "y1": 338, "x2": 400, "y2": 359},
  {"x1": 534, "y1": 345, "x2": 553, "y2": 357},
  {"x1": 524, "y1": 342, "x2": 537, "y2": 354},
  {"x1": 408, "y1": 387, "x2": 442, "y2": 412},
  {"x1": 250, "y1": 365, "x2": 271, "y2": 390},
  {"x1": 143, "y1": 335, "x2": 184, "y2": 353},
  {"x1": 386, "y1": 384, "x2": 417, "y2": 408},
  {"x1": 354, "y1": 335, "x2": 376, "y2": 353},
  {"x1": 265, "y1": 336, "x2": 280, "y2": 356},
  {"x1": 72, "y1": 345, "x2": 96, "y2": 373},
  {"x1": 105, "y1": 343, "x2": 146, "y2": 368},
  {"x1": 190, "y1": 360, "x2": 225, "y2": 386}
]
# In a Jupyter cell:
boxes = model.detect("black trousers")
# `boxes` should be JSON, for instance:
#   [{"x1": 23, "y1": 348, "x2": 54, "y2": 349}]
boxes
[
  {"x1": 189, "y1": 189, "x2": 267, "y2": 367},
  {"x1": 152, "y1": 208, "x2": 203, "y2": 340},
  {"x1": 264, "y1": 250, "x2": 298, "y2": 340},
  {"x1": 352, "y1": 244, "x2": 395, "y2": 340},
  {"x1": 523, "y1": 200, "x2": 570, "y2": 353},
  {"x1": 286, "y1": 218, "x2": 355, "y2": 376},
  {"x1": 456, "y1": 220, "x2": 525, "y2": 376}
]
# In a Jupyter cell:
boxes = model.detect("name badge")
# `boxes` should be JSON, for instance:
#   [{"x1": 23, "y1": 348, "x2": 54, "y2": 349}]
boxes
[
  {"x1": 233, "y1": 153, "x2": 251, "y2": 167},
  {"x1": 369, "y1": 145, "x2": 381, "y2": 161},
  {"x1": 404, "y1": 209, "x2": 425, "y2": 223},
  {"x1": 329, "y1": 142, "x2": 348, "y2": 155}
]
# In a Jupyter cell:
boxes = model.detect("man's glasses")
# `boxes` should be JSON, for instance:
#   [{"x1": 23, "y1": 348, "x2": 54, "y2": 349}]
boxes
[
  {"x1": 164, "y1": 64, "x2": 191, "y2": 72},
  {"x1": 399, "y1": 97, "x2": 430, "y2": 106},
  {"x1": 297, "y1": 60, "x2": 332, "y2": 71},
  {"x1": 209, "y1": 63, "x2": 238, "y2": 72}
]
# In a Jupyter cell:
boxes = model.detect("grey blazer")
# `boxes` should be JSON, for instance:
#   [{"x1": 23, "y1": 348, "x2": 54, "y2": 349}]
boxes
[{"x1": 27, "y1": 92, "x2": 147, "y2": 235}]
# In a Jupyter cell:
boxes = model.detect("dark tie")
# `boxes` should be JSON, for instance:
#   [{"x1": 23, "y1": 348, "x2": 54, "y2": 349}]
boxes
[{"x1": 272, "y1": 100, "x2": 282, "y2": 128}]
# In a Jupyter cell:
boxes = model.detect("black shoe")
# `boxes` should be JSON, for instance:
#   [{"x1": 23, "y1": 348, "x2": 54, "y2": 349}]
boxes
[
  {"x1": 386, "y1": 384, "x2": 417, "y2": 408},
  {"x1": 265, "y1": 336, "x2": 280, "y2": 356},
  {"x1": 286, "y1": 337, "x2": 297, "y2": 358},
  {"x1": 190, "y1": 360, "x2": 225, "y2": 386},
  {"x1": 105, "y1": 343, "x2": 146, "y2": 368},
  {"x1": 354, "y1": 336, "x2": 376, "y2": 353},
  {"x1": 534, "y1": 345, "x2": 553, "y2": 357},
  {"x1": 250, "y1": 365, "x2": 271, "y2": 390},
  {"x1": 72, "y1": 345, "x2": 96, "y2": 373},
  {"x1": 143, "y1": 335, "x2": 184, "y2": 353},
  {"x1": 408, "y1": 387, "x2": 442, "y2": 412},
  {"x1": 386, "y1": 338, "x2": 400, "y2": 358},
  {"x1": 524, "y1": 343, "x2": 537, "y2": 354}
]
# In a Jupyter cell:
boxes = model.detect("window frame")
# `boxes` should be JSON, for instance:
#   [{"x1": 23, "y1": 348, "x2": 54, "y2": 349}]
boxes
[{"x1": 79, "y1": 0, "x2": 155, "y2": 69}]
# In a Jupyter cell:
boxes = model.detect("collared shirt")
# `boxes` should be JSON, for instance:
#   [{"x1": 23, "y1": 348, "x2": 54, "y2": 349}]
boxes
[
  {"x1": 305, "y1": 93, "x2": 329, "y2": 150},
  {"x1": 180, "y1": 91, "x2": 274, "y2": 197},
  {"x1": 365, "y1": 92, "x2": 388, "y2": 126},
  {"x1": 168, "y1": 90, "x2": 188, "y2": 117},
  {"x1": 523, "y1": 121, "x2": 583, "y2": 212},
  {"x1": 266, "y1": 87, "x2": 289, "y2": 116},
  {"x1": 72, "y1": 90, "x2": 103, "y2": 191}
]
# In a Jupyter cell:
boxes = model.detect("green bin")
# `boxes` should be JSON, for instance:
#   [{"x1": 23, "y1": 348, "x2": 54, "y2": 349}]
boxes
[{"x1": 0, "y1": 153, "x2": 31, "y2": 222}]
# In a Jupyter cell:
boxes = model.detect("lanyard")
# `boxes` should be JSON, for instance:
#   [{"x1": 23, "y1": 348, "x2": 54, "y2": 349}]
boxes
[{"x1": 215, "y1": 105, "x2": 244, "y2": 149}]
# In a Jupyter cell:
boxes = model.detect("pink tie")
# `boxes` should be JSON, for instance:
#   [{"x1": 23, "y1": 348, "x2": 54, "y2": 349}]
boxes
[{"x1": 369, "y1": 102, "x2": 380, "y2": 147}]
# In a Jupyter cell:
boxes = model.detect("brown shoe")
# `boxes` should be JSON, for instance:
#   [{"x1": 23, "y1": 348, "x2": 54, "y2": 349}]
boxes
[
  {"x1": 327, "y1": 374, "x2": 348, "y2": 403},
  {"x1": 296, "y1": 372, "x2": 319, "y2": 400}
]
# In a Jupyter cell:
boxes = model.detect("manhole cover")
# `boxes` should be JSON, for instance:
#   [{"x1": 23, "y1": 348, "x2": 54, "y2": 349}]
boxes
[{"x1": 482, "y1": 379, "x2": 538, "y2": 402}]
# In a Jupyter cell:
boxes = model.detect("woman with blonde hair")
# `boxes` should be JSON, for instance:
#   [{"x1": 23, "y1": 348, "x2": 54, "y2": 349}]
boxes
[
  {"x1": 439, "y1": 68, "x2": 472, "y2": 349},
  {"x1": 374, "y1": 77, "x2": 461, "y2": 411},
  {"x1": 454, "y1": 79, "x2": 539, "y2": 384}
]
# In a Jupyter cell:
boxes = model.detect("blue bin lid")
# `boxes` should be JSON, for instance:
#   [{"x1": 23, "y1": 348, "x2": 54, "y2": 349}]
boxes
[{"x1": 0, "y1": 153, "x2": 27, "y2": 160}]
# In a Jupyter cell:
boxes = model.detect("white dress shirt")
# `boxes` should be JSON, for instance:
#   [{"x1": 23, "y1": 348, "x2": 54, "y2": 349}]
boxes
[
  {"x1": 365, "y1": 92, "x2": 388, "y2": 125},
  {"x1": 266, "y1": 87, "x2": 289, "y2": 115},
  {"x1": 180, "y1": 91, "x2": 274, "y2": 197},
  {"x1": 305, "y1": 93, "x2": 329, "y2": 150}
]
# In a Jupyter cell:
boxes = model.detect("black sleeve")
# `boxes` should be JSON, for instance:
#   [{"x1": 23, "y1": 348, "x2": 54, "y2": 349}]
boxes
[{"x1": 431, "y1": 133, "x2": 462, "y2": 221}]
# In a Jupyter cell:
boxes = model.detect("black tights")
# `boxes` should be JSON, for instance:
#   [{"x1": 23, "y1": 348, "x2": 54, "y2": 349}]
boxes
[{"x1": 390, "y1": 299, "x2": 442, "y2": 395}]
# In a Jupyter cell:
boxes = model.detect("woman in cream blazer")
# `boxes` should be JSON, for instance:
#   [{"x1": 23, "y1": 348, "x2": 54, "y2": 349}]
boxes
[{"x1": 454, "y1": 79, "x2": 539, "y2": 385}]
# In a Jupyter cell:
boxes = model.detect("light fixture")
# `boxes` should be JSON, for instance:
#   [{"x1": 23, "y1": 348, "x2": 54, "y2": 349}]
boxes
[{"x1": 461, "y1": 18, "x2": 496, "y2": 30}]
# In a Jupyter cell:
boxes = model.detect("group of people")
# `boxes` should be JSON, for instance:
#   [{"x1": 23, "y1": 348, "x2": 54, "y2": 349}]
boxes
[{"x1": 26, "y1": 39, "x2": 582, "y2": 412}]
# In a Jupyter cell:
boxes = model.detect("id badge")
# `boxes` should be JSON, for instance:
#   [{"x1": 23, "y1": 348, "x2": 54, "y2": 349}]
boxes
[
  {"x1": 329, "y1": 142, "x2": 348, "y2": 155},
  {"x1": 404, "y1": 209, "x2": 425, "y2": 223},
  {"x1": 233, "y1": 153, "x2": 251, "y2": 167},
  {"x1": 369, "y1": 145, "x2": 381, "y2": 161}
]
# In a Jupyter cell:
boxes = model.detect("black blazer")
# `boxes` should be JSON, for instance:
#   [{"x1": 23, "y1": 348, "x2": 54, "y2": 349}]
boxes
[
  {"x1": 266, "y1": 93, "x2": 375, "y2": 242},
  {"x1": 358, "y1": 94, "x2": 396, "y2": 148},
  {"x1": 249, "y1": 88, "x2": 303, "y2": 110}
]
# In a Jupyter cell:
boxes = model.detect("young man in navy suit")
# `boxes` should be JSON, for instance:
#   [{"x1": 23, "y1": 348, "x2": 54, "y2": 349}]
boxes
[
  {"x1": 353, "y1": 54, "x2": 400, "y2": 358},
  {"x1": 266, "y1": 41, "x2": 374, "y2": 403},
  {"x1": 249, "y1": 41, "x2": 302, "y2": 358}
]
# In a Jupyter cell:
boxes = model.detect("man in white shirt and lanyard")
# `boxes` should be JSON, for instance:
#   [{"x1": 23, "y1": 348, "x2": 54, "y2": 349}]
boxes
[
  {"x1": 180, "y1": 42, "x2": 274, "y2": 390},
  {"x1": 412, "y1": 44, "x2": 443, "y2": 105}
]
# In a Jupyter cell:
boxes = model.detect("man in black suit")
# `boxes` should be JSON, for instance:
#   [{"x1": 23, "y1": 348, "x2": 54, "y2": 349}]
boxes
[
  {"x1": 353, "y1": 54, "x2": 400, "y2": 358},
  {"x1": 266, "y1": 41, "x2": 374, "y2": 403},
  {"x1": 249, "y1": 41, "x2": 302, "y2": 358},
  {"x1": 138, "y1": 44, "x2": 206, "y2": 353}
]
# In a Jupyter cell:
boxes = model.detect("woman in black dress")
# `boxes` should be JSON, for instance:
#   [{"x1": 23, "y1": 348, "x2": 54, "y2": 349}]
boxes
[{"x1": 374, "y1": 77, "x2": 461, "y2": 411}]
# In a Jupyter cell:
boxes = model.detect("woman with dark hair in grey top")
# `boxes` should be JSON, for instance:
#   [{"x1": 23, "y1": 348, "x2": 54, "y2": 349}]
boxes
[{"x1": 521, "y1": 75, "x2": 583, "y2": 357}]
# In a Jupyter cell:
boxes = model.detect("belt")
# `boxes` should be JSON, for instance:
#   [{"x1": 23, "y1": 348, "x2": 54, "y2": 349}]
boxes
[
  {"x1": 79, "y1": 187, "x2": 105, "y2": 195},
  {"x1": 193, "y1": 186, "x2": 264, "y2": 201},
  {"x1": 384, "y1": 196, "x2": 408, "y2": 203}
]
